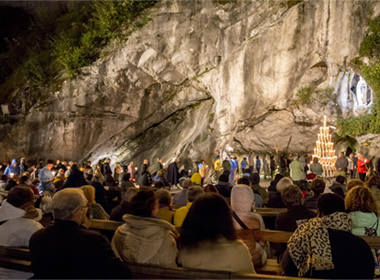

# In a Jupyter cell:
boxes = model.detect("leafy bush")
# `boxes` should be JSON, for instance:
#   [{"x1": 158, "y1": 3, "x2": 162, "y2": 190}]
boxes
[{"x1": 295, "y1": 86, "x2": 313, "y2": 105}]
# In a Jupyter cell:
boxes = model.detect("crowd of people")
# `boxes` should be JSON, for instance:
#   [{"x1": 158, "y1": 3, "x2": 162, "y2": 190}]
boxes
[{"x1": 0, "y1": 151, "x2": 379, "y2": 279}]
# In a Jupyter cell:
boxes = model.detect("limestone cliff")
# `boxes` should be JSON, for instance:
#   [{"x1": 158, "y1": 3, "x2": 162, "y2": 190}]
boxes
[{"x1": 0, "y1": 0, "x2": 378, "y2": 169}]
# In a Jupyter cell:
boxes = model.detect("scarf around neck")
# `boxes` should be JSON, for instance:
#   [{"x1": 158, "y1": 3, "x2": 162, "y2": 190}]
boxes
[{"x1": 287, "y1": 211, "x2": 352, "y2": 276}]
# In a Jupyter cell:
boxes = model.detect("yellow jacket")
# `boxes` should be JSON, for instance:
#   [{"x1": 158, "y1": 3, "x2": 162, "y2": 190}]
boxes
[
  {"x1": 174, "y1": 202, "x2": 192, "y2": 227},
  {"x1": 214, "y1": 160, "x2": 222, "y2": 171}
]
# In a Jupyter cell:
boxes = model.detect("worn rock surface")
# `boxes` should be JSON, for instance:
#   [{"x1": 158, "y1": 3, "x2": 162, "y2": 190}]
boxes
[{"x1": 0, "y1": 0, "x2": 378, "y2": 169}]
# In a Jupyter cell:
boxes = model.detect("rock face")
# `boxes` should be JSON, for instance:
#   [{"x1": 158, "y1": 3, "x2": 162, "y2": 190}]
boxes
[{"x1": 0, "y1": 0, "x2": 378, "y2": 169}]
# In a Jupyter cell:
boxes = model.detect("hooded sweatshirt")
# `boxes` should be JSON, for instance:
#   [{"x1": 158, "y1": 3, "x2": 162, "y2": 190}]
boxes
[
  {"x1": 112, "y1": 214, "x2": 177, "y2": 267},
  {"x1": 4, "y1": 159, "x2": 20, "y2": 177},
  {"x1": 348, "y1": 211, "x2": 380, "y2": 236},
  {"x1": 230, "y1": 184, "x2": 267, "y2": 266}
]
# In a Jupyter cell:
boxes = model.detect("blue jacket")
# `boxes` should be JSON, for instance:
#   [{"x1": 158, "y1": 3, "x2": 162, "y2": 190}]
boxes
[{"x1": 4, "y1": 159, "x2": 20, "y2": 177}]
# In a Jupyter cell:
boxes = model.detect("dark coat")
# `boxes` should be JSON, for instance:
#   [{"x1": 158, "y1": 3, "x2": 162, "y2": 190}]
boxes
[
  {"x1": 110, "y1": 201, "x2": 131, "y2": 222},
  {"x1": 102, "y1": 163, "x2": 112, "y2": 175},
  {"x1": 137, "y1": 164, "x2": 152, "y2": 187},
  {"x1": 281, "y1": 229, "x2": 374, "y2": 279},
  {"x1": 275, "y1": 205, "x2": 317, "y2": 232},
  {"x1": 29, "y1": 220, "x2": 130, "y2": 279},
  {"x1": 63, "y1": 169, "x2": 87, "y2": 189},
  {"x1": 167, "y1": 162, "x2": 179, "y2": 185},
  {"x1": 157, "y1": 176, "x2": 170, "y2": 187},
  {"x1": 267, "y1": 192, "x2": 286, "y2": 208}
]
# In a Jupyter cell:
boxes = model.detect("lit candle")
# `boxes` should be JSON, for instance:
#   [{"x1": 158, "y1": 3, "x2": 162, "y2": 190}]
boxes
[{"x1": 320, "y1": 127, "x2": 323, "y2": 134}]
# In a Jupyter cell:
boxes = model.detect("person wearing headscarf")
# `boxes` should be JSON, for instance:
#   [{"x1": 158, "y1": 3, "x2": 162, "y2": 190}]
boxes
[{"x1": 231, "y1": 183, "x2": 267, "y2": 267}]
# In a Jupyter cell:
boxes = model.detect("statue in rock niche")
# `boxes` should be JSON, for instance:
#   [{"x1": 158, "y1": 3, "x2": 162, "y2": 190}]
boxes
[{"x1": 356, "y1": 76, "x2": 368, "y2": 106}]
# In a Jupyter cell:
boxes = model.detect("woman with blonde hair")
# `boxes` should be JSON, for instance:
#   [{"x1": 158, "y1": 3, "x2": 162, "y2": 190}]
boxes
[
  {"x1": 345, "y1": 186, "x2": 380, "y2": 236},
  {"x1": 80, "y1": 185, "x2": 109, "y2": 220}
]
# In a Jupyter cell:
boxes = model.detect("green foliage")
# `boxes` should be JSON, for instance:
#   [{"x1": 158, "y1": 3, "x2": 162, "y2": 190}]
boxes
[
  {"x1": 359, "y1": 16, "x2": 380, "y2": 58},
  {"x1": 295, "y1": 86, "x2": 313, "y2": 105},
  {"x1": 287, "y1": 0, "x2": 303, "y2": 9}
]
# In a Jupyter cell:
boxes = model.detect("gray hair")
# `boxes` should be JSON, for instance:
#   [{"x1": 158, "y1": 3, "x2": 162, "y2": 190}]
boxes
[
  {"x1": 52, "y1": 188, "x2": 88, "y2": 220},
  {"x1": 276, "y1": 177, "x2": 293, "y2": 192},
  {"x1": 187, "y1": 186, "x2": 204, "y2": 202}
]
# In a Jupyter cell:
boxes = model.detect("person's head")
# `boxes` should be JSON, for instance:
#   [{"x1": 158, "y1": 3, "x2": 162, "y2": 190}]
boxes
[
  {"x1": 273, "y1": 173, "x2": 284, "y2": 183},
  {"x1": 311, "y1": 178, "x2": 326, "y2": 195},
  {"x1": 336, "y1": 175, "x2": 347, "y2": 185},
  {"x1": 317, "y1": 193, "x2": 345, "y2": 217},
  {"x1": 56, "y1": 160, "x2": 60, "y2": 165},
  {"x1": 155, "y1": 189, "x2": 172, "y2": 207},
  {"x1": 237, "y1": 177, "x2": 251, "y2": 187},
  {"x1": 346, "y1": 179, "x2": 365, "y2": 192},
  {"x1": 250, "y1": 173, "x2": 260, "y2": 185},
  {"x1": 243, "y1": 157, "x2": 247, "y2": 160},
  {"x1": 52, "y1": 188, "x2": 89, "y2": 224},
  {"x1": 359, "y1": 154, "x2": 364, "y2": 161},
  {"x1": 367, "y1": 174, "x2": 380, "y2": 189},
  {"x1": 80, "y1": 185, "x2": 96, "y2": 204},
  {"x1": 350, "y1": 153, "x2": 354, "y2": 158},
  {"x1": 182, "y1": 178, "x2": 192, "y2": 189},
  {"x1": 231, "y1": 184, "x2": 254, "y2": 213},
  {"x1": 187, "y1": 186, "x2": 204, "y2": 203},
  {"x1": 219, "y1": 174, "x2": 229, "y2": 183},
  {"x1": 180, "y1": 193, "x2": 236, "y2": 248},
  {"x1": 106, "y1": 158, "x2": 111, "y2": 163},
  {"x1": 294, "y1": 180, "x2": 310, "y2": 191},
  {"x1": 313, "y1": 157, "x2": 319, "y2": 164},
  {"x1": 256, "y1": 156, "x2": 259, "y2": 159},
  {"x1": 129, "y1": 161, "x2": 134, "y2": 166},
  {"x1": 204, "y1": 184, "x2": 218, "y2": 193},
  {"x1": 19, "y1": 175, "x2": 29, "y2": 185},
  {"x1": 340, "y1": 152, "x2": 345, "y2": 158},
  {"x1": 122, "y1": 173, "x2": 131, "y2": 182},
  {"x1": 157, "y1": 157, "x2": 162, "y2": 162},
  {"x1": 70, "y1": 164, "x2": 79, "y2": 173},
  {"x1": 276, "y1": 177, "x2": 293, "y2": 192},
  {"x1": 143, "y1": 159, "x2": 148, "y2": 165},
  {"x1": 157, "y1": 170, "x2": 164, "y2": 177},
  {"x1": 154, "y1": 181, "x2": 165, "y2": 189},
  {"x1": 7, "y1": 186, "x2": 34, "y2": 209},
  {"x1": 281, "y1": 184, "x2": 303, "y2": 207},
  {"x1": 121, "y1": 186, "x2": 138, "y2": 202},
  {"x1": 129, "y1": 187, "x2": 157, "y2": 217},
  {"x1": 11, "y1": 159, "x2": 17, "y2": 167},
  {"x1": 201, "y1": 159, "x2": 205, "y2": 164},
  {"x1": 345, "y1": 186, "x2": 378, "y2": 213},
  {"x1": 46, "y1": 159, "x2": 54, "y2": 170}
]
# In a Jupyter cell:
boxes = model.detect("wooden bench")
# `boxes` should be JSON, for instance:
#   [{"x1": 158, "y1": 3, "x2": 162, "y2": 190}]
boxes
[{"x1": 0, "y1": 245, "x2": 308, "y2": 279}]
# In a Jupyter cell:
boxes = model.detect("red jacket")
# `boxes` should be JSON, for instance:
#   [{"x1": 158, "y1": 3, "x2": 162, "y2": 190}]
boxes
[{"x1": 357, "y1": 159, "x2": 368, "y2": 173}]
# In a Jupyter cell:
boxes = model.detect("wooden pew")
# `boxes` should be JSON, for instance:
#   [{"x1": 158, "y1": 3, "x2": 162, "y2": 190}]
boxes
[{"x1": 0, "y1": 246, "x2": 307, "y2": 279}]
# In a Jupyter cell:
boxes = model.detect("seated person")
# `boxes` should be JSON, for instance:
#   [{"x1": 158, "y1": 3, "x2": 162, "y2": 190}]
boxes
[
  {"x1": 275, "y1": 184, "x2": 316, "y2": 260},
  {"x1": 178, "y1": 193, "x2": 255, "y2": 273},
  {"x1": 346, "y1": 179, "x2": 365, "y2": 192},
  {"x1": 281, "y1": 193, "x2": 374, "y2": 279},
  {"x1": 110, "y1": 187, "x2": 138, "y2": 222},
  {"x1": 173, "y1": 179, "x2": 192, "y2": 207},
  {"x1": 250, "y1": 173, "x2": 268, "y2": 204},
  {"x1": 329, "y1": 175, "x2": 346, "y2": 198},
  {"x1": 29, "y1": 188, "x2": 130, "y2": 279},
  {"x1": 190, "y1": 172, "x2": 201, "y2": 186},
  {"x1": 155, "y1": 170, "x2": 171, "y2": 188},
  {"x1": 215, "y1": 174, "x2": 233, "y2": 202},
  {"x1": 267, "y1": 177, "x2": 293, "y2": 208},
  {"x1": 304, "y1": 178, "x2": 325, "y2": 209},
  {"x1": 156, "y1": 189, "x2": 174, "y2": 223},
  {"x1": 80, "y1": 185, "x2": 109, "y2": 220},
  {"x1": 231, "y1": 181, "x2": 267, "y2": 267},
  {"x1": 268, "y1": 174, "x2": 284, "y2": 199},
  {"x1": 174, "y1": 186, "x2": 204, "y2": 227},
  {"x1": 112, "y1": 188, "x2": 177, "y2": 267}
]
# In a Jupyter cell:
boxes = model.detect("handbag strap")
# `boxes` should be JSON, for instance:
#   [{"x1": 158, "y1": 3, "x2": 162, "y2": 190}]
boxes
[{"x1": 232, "y1": 211, "x2": 248, "y2": 230}]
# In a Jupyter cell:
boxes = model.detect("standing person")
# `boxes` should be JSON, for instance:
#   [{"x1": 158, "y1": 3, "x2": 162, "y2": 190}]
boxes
[
  {"x1": 348, "y1": 154, "x2": 355, "y2": 179},
  {"x1": 263, "y1": 155, "x2": 270, "y2": 179},
  {"x1": 63, "y1": 164, "x2": 87, "y2": 189},
  {"x1": 270, "y1": 155, "x2": 276, "y2": 179},
  {"x1": 167, "y1": 158, "x2": 180, "y2": 189},
  {"x1": 137, "y1": 164, "x2": 152, "y2": 187},
  {"x1": 102, "y1": 158, "x2": 112, "y2": 177},
  {"x1": 248, "y1": 152, "x2": 255, "y2": 173},
  {"x1": 214, "y1": 155, "x2": 222, "y2": 180},
  {"x1": 38, "y1": 159, "x2": 55, "y2": 195},
  {"x1": 289, "y1": 154, "x2": 305, "y2": 182},
  {"x1": 241, "y1": 157, "x2": 248, "y2": 171},
  {"x1": 222, "y1": 157, "x2": 231, "y2": 172},
  {"x1": 20, "y1": 157, "x2": 27, "y2": 175},
  {"x1": 114, "y1": 162, "x2": 122, "y2": 183},
  {"x1": 357, "y1": 154, "x2": 369, "y2": 182},
  {"x1": 199, "y1": 160, "x2": 208, "y2": 187},
  {"x1": 310, "y1": 157, "x2": 323, "y2": 177},
  {"x1": 256, "y1": 156, "x2": 261, "y2": 174},
  {"x1": 335, "y1": 152, "x2": 348, "y2": 177},
  {"x1": 94, "y1": 163, "x2": 105, "y2": 185},
  {"x1": 127, "y1": 161, "x2": 135, "y2": 180},
  {"x1": 156, "y1": 158, "x2": 163, "y2": 174},
  {"x1": 230, "y1": 157, "x2": 237, "y2": 182},
  {"x1": 353, "y1": 154, "x2": 359, "y2": 179}
]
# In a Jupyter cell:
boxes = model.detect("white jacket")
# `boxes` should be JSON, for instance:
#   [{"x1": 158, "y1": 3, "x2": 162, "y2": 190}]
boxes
[
  {"x1": 0, "y1": 200, "x2": 43, "y2": 279},
  {"x1": 0, "y1": 200, "x2": 43, "y2": 247},
  {"x1": 112, "y1": 214, "x2": 177, "y2": 267},
  {"x1": 178, "y1": 238, "x2": 255, "y2": 274}
]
